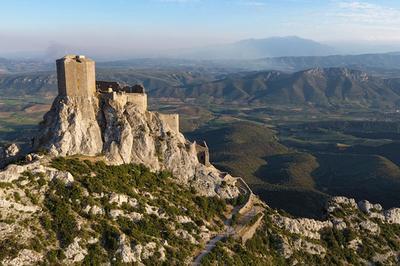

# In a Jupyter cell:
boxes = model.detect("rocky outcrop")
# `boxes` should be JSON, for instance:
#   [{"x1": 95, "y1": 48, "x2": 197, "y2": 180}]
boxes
[
  {"x1": 34, "y1": 95, "x2": 239, "y2": 198},
  {"x1": 0, "y1": 143, "x2": 21, "y2": 168},
  {"x1": 384, "y1": 208, "x2": 400, "y2": 224},
  {"x1": 276, "y1": 235, "x2": 326, "y2": 258},
  {"x1": 250, "y1": 196, "x2": 400, "y2": 264},
  {"x1": 271, "y1": 215, "x2": 332, "y2": 240},
  {"x1": 64, "y1": 238, "x2": 88, "y2": 263},
  {"x1": 117, "y1": 235, "x2": 166, "y2": 264},
  {"x1": 34, "y1": 96, "x2": 103, "y2": 156},
  {"x1": 100, "y1": 98, "x2": 198, "y2": 181},
  {"x1": 358, "y1": 200, "x2": 383, "y2": 214},
  {"x1": 2, "y1": 249, "x2": 43, "y2": 266},
  {"x1": 1, "y1": 143, "x2": 19, "y2": 158}
]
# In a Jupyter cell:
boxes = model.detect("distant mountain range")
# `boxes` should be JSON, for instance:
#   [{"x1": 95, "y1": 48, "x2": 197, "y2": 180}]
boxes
[
  {"x1": 3, "y1": 50, "x2": 400, "y2": 76},
  {"x1": 250, "y1": 52, "x2": 400, "y2": 73},
  {"x1": 2, "y1": 67, "x2": 400, "y2": 108},
  {"x1": 174, "y1": 36, "x2": 337, "y2": 59},
  {"x1": 156, "y1": 67, "x2": 400, "y2": 108},
  {"x1": 0, "y1": 57, "x2": 52, "y2": 74}
]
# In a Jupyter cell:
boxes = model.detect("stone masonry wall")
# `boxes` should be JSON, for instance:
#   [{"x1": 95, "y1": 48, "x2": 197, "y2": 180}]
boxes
[
  {"x1": 56, "y1": 55, "x2": 96, "y2": 97},
  {"x1": 107, "y1": 92, "x2": 147, "y2": 112},
  {"x1": 126, "y1": 93, "x2": 147, "y2": 111},
  {"x1": 159, "y1": 113, "x2": 179, "y2": 133}
]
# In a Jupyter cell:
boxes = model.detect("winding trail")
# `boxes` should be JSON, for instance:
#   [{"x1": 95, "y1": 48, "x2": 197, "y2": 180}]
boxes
[
  {"x1": 192, "y1": 211, "x2": 236, "y2": 266},
  {"x1": 192, "y1": 234, "x2": 225, "y2": 266},
  {"x1": 192, "y1": 177, "x2": 261, "y2": 265}
]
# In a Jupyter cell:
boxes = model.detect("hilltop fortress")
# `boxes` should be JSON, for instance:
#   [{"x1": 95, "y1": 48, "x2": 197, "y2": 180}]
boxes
[
  {"x1": 56, "y1": 55, "x2": 179, "y2": 133},
  {"x1": 34, "y1": 55, "x2": 213, "y2": 174}
]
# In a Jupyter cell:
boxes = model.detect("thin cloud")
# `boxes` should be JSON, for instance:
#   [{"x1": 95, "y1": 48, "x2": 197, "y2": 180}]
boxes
[
  {"x1": 157, "y1": 0, "x2": 201, "y2": 3},
  {"x1": 335, "y1": 1, "x2": 400, "y2": 25},
  {"x1": 240, "y1": 1, "x2": 267, "y2": 7}
]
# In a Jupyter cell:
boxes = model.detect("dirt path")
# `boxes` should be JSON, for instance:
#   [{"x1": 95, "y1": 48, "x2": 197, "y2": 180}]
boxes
[
  {"x1": 192, "y1": 234, "x2": 225, "y2": 266},
  {"x1": 192, "y1": 178, "x2": 260, "y2": 265}
]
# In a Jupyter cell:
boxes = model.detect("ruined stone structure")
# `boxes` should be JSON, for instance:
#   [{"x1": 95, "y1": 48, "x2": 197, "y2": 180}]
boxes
[
  {"x1": 56, "y1": 55, "x2": 96, "y2": 97},
  {"x1": 96, "y1": 81, "x2": 123, "y2": 93},
  {"x1": 114, "y1": 91, "x2": 147, "y2": 111},
  {"x1": 195, "y1": 141, "x2": 210, "y2": 167},
  {"x1": 159, "y1": 113, "x2": 179, "y2": 133},
  {"x1": 56, "y1": 55, "x2": 176, "y2": 131}
]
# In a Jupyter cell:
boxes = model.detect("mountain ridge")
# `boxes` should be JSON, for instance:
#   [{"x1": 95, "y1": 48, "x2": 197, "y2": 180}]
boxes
[
  {"x1": 167, "y1": 36, "x2": 336, "y2": 59},
  {"x1": 2, "y1": 67, "x2": 400, "y2": 108}
]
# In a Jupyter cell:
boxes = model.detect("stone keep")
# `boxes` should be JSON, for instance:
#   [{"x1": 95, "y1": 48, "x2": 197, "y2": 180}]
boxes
[{"x1": 56, "y1": 55, "x2": 96, "y2": 97}]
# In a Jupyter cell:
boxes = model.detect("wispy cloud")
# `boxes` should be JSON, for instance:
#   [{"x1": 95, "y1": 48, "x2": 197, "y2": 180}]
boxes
[
  {"x1": 156, "y1": 0, "x2": 201, "y2": 3},
  {"x1": 335, "y1": 1, "x2": 400, "y2": 25},
  {"x1": 240, "y1": 1, "x2": 267, "y2": 7}
]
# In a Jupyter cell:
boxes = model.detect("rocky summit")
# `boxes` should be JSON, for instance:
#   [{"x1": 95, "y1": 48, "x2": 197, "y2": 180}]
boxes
[
  {"x1": 0, "y1": 55, "x2": 399, "y2": 265},
  {"x1": 32, "y1": 55, "x2": 239, "y2": 198}
]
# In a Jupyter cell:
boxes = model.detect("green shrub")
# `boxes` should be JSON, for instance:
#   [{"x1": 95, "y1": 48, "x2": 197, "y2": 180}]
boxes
[
  {"x1": 45, "y1": 249, "x2": 65, "y2": 264},
  {"x1": 44, "y1": 179, "x2": 81, "y2": 248},
  {"x1": 13, "y1": 192, "x2": 21, "y2": 202},
  {"x1": 82, "y1": 243, "x2": 108, "y2": 265},
  {"x1": 194, "y1": 196, "x2": 226, "y2": 220},
  {"x1": 100, "y1": 222, "x2": 120, "y2": 253}
]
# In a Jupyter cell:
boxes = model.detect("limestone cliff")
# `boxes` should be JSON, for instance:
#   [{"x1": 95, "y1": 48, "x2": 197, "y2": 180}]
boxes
[
  {"x1": 34, "y1": 96, "x2": 103, "y2": 156},
  {"x1": 33, "y1": 95, "x2": 238, "y2": 198}
]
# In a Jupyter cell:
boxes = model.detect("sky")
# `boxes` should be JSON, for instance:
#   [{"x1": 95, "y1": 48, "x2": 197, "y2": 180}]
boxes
[{"x1": 2, "y1": 0, "x2": 400, "y2": 59}]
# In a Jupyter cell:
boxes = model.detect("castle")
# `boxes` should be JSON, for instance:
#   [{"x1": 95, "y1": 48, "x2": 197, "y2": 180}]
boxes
[
  {"x1": 56, "y1": 55, "x2": 179, "y2": 133},
  {"x1": 56, "y1": 55, "x2": 210, "y2": 164}
]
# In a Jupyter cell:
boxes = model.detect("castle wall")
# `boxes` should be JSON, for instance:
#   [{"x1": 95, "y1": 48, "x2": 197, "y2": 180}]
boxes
[
  {"x1": 126, "y1": 93, "x2": 147, "y2": 111},
  {"x1": 96, "y1": 81, "x2": 122, "y2": 93},
  {"x1": 159, "y1": 113, "x2": 179, "y2": 133},
  {"x1": 107, "y1": 92, "x2": 147, "y2": 112},
  {"x1": 56, "y1": 55, "x2": 96, "y2": 97}
]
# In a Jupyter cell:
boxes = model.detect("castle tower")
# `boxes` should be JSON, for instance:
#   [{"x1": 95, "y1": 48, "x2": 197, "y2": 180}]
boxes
[{"x1": 56, "y1": 55, "x2": 96, "y2": 97}]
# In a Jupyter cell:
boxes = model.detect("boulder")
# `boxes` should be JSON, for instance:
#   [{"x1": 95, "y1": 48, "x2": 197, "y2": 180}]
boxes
[{"x1": 384, "y1": 208, "x2": 400, "y2": 224}]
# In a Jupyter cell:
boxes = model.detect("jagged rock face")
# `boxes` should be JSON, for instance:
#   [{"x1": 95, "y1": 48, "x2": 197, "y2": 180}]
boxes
[
  {"x1": 34, "y1": 95, "x2": 199, "y2": 180},
  {"x1": 34, "y1": 96, "x2": 103, "y2": 156},
  {"x1": 34, "y1": 95, "x2": 238, "y2": 197},
  {"x1": 100, "y1": 99, "x2": 198, "y2": 181}
]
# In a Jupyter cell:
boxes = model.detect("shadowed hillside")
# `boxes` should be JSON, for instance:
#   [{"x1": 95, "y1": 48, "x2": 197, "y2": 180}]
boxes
[
  {"x1": 189, "y1": 121, "x2": 400, "y2": 218},
  {"x1": 187, "y1": 122, "x2": 329, "y2": 218},
  {"x1": 313, "y1": 153, "x2": 400, "y2": 208}
]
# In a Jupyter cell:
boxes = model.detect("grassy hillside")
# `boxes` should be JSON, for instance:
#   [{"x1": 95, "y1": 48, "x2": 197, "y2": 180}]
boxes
[{"x1": 0, "y1": 157, "x2": 234, "y2": 264}]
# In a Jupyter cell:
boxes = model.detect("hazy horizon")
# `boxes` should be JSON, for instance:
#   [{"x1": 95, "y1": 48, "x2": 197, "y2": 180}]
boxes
[{"x1": 2, "y1": 0, "x2": 400, "y2": 60}]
